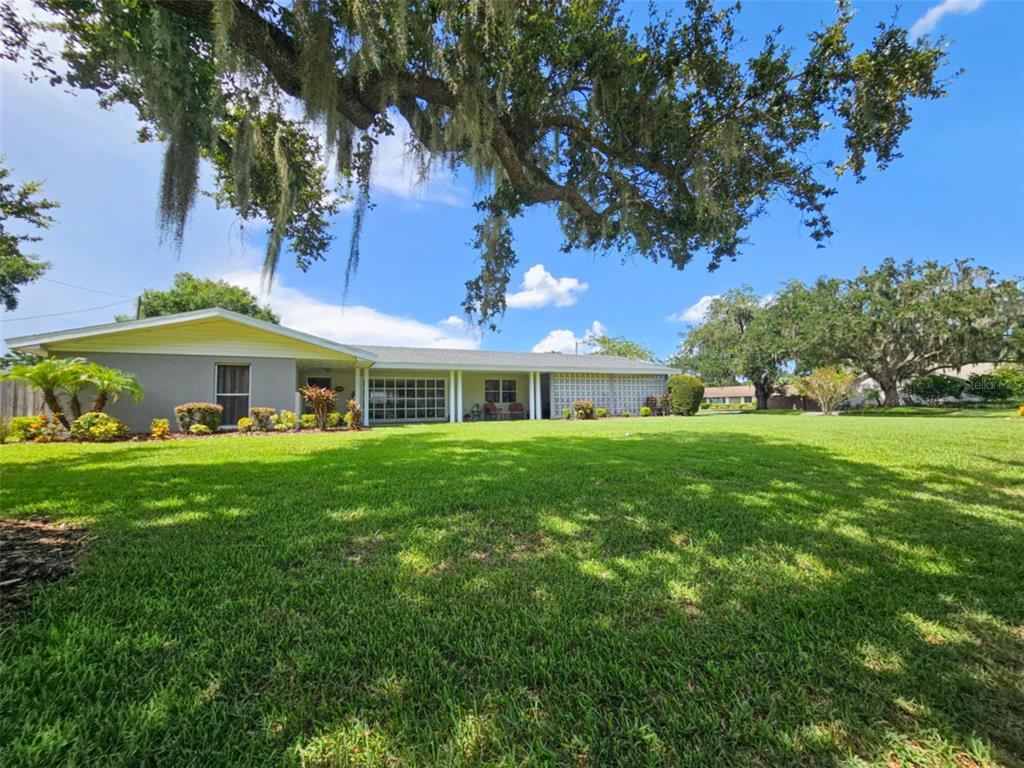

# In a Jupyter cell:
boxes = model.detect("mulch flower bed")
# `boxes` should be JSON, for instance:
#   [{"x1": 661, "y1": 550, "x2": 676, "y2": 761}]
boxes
[{"x1": 1, "y1": 517, "x2": 92, "y2": 621}]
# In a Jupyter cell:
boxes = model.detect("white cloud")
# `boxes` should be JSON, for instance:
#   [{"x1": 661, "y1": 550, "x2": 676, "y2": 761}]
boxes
[
  {"x1": 221, "y1": 270, "x2": 480, "y2": 349},
  {"x1": 506, "y1": 264, "x2": 588, "y2": 309},
  {"x1": 370, "y1": 124, "x2": 469, "y2": 207},
  {"x1": 666, "y1": 295, "x2": 719, "y2": 323},
  {"x1": 910, "y1": 0, "x2": 984, "y2": 38},
  {"x1": 532, "y1": 320, "x2": 605, "y2": 354}
]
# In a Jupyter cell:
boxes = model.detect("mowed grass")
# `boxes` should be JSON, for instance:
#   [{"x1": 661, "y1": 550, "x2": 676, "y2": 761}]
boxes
[{"x1": 1, "y1": 414, "x2": 1022, "y2": 767}]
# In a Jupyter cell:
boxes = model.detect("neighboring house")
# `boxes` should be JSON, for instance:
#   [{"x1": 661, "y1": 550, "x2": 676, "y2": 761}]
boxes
[
  {"x1": 702, "y1": 384, "x2": 819, "y2": 411},
  {"x1": 5, "y1": 308, "x2": 677, "y2": 431}
]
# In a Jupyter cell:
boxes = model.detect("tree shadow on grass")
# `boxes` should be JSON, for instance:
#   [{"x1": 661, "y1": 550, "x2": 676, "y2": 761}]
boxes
[{"x1": 1, "y1": 428, "x2": 1022, "y2": 767}]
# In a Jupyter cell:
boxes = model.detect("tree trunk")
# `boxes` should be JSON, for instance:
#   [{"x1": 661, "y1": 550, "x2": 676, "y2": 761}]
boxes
[
  {"x1": 69, "y1": 393, "x2": 83, "y2": 420},
  {"x1": 42, "y1": 390, "x2": 69, "y2": 430},
  {"x1": 92, "y1": 390, "x2": 108, "y2": 413},
  {"x1": 880, "y1": 378, "x2": 901, "y2": 407},
  {"x1": 753, "y1": 381, "x2": 770, "y2": 410}
]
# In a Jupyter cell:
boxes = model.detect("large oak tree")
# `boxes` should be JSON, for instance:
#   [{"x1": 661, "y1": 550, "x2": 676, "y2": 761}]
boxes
[
  {"x1": 778, "y1": 259, "x2": 1024, "y2": 406},
  {"x1": 4, "y1": 0, "x2": 950, "y2": 325}
]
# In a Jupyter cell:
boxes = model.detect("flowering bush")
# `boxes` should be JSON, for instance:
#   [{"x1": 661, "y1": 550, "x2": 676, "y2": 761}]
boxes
[
  {"x1": 189, "y1": 424, "x2": 213, "y2": 436},
  {"x1": 639, "y1": 406, "x2": 652, "y2": 417},
  {"x1": 299, "y1": 385, "x2": 337, "y2": 430},
  {"x1": 70, "y1": 412, "x2": 129, "y2": 442},
  {"x1": 344, "y1": 398, "x2": 363, "y2": 430},
  {"x1": 273, "y1": 410, "x2": 297, "y2": 431},
  {"x1": 151, "y1": 418, "x2": 171, "y2": 439},
  {"x1": 174, "y1": 402, "x2": 222, "y2": 432},
  {"x1": 248, "y1": 407, "x2": 276, "y2": 431},
  {"x1": 237, "y1": 416, "x2": 254, "y2": 433},
  {"x1": 10, "y1": 415, "x2": 48, "y2": 442},
  {"x1": 573, "y1": 400, "x2": 595, "y2": 419},
  {"x1": 300, "y1": 413, "x2": 317, "y2": 430}
]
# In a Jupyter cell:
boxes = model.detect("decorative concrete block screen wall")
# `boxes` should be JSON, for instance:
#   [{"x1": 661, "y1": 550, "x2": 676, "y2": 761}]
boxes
[{"x1": 551, "y1": 373, "x2": 668, "y2": 417}]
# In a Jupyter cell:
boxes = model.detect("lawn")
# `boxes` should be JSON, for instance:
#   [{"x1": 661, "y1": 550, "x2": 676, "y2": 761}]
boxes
[{"x1": 1, "y1": 414, "x2": 1022, "y2": 767}]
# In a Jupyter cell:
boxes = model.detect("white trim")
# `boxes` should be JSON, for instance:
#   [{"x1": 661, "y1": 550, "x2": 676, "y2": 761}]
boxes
[
  {"x1": 363, "y1": 360, "x2": 676, "y2": 375},
  {"x1": 449, "y1": 370, "x2": 456, "y2": 423},
  {"x1": 456, "y1": 371, "x2": 464, "y2": 423},
  {"x1": 362, "y1": 371, "x2": 370, "y2": 426},
  {"x1": 528, "y1": 372, "x2": 536, "y2": 419},
  {"x1": 6, "y1": 307, "x2": 378, "y2": 363}
]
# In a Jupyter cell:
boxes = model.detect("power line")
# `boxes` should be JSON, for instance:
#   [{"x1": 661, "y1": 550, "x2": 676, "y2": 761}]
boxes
[
  {"x1": 2, "y1": 299, "x2": 134, "y2": 323},
  {"x1": 38, "y1": 276, "x2": 135, "y2": 299}
]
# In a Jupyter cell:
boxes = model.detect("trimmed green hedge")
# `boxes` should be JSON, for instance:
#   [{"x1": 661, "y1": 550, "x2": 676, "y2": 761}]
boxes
[{"x1": 668, "y1": 375, "x2": 705, "y2": 415}]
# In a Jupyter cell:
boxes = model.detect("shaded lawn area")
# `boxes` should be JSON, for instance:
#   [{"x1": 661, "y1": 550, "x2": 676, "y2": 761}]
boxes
[{"x1": 1, "y1": 415, "x2": 1022, "y2": 767}]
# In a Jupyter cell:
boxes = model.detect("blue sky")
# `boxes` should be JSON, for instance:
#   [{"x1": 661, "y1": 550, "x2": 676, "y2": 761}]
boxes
[{"x1": 2, "y1": 0, "x2": 1021, "y2": 357}]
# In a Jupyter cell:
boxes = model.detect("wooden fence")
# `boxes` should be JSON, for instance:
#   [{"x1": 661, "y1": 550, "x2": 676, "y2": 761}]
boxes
[{"x1": 0, "y1": 381, "x2": 46, "y2": 420}]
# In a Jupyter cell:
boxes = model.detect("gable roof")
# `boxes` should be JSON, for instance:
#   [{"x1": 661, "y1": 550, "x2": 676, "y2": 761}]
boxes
[
  {"x1": 357, "y1": 345, "x2": 678, "y2": 374},
  {"x1": 6, "y1": 308, "x2": 677, "y2": 374},
  {"x1": 6, "y1": 308, "x2": 377, "y2": 364}
]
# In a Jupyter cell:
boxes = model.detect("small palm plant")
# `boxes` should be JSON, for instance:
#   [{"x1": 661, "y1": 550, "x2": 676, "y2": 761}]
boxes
[
  {"x1": 86, "y1": 363, "x2": 144, "y2": 413},
  {"x1": 0, "y1": 357, "x2": 86, "y2": 428}
]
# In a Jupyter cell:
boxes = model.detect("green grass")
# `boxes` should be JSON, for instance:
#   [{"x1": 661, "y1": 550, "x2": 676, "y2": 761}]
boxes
[{"x1": 2, "y1": 415, "x2": 1022, "y2": 767}]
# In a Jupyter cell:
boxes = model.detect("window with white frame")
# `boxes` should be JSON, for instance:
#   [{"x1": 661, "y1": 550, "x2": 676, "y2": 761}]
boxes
[
  {"x1": 706, "y1": 396, "x2": 727, "y2": 404},
  {"x1": 216, "y1": 364, "x2": 250, "y2": 425},
  {"x1": 368, "y1": 378, "x2": 446, "y2": 422},
  {"x1": 484, "y1": 379, "x2": 517, "y2": 404}
]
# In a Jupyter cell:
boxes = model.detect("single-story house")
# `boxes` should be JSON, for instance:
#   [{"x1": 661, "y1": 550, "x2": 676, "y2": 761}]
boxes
[
  {"x1": 6, "y1": 308, "x2": 678, "y2": 431},
  {"x1": 702, "y1": 384, "x2": 819, "y2": 410}
]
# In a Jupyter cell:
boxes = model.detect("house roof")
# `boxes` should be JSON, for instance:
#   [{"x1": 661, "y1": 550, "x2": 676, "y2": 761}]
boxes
[
  {"x1": 5, "y1": 308, "x2": 678, "y2": 375},
  {"x1": 356, "y1": 345, "x2": 678, "y2": 374},
  {"x1": 5, "y1": 308, "x2": 378, "y2": 364},
  {"x1": 703, "y1": 385, "x2": 756, "y2": 397}
]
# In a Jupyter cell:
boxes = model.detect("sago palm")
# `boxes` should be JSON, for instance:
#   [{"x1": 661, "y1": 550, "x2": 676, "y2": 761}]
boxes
[
  {"x1": 87, "y1": 364, "x2": 143, "y2": 413},
  {"x1": 0, "y1": 357, "x2": 87, "y2": 429}
]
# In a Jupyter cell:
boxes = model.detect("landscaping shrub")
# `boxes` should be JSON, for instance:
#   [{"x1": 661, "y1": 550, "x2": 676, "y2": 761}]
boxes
[
  {"x1": 300, "y1": 414, "x2": 317, "y2": 430},
  {"x1": 904, "y1": 374, "x2": 968, "y2": 403},
  {"x1": 328, "y1": 412, "x2": 342, "y2": 428},
  {"x1": 10, "y1": 415, "x2": 47, "y2": 442},
  {"x1": 621, "y1": 410, "x2": 631, "y2": 417},
  {"x1": 644, "y1": 394, "x2": 669, "y2": 415},
  {"x1": 796, "y1": 368, "x2": 854, "y2": 415},
  {"x1": 968, "y1": 366, "x2": 1024, "y2": 401},
  {"x1": 69, "y1": 412, "x2": 129, "y2": 442},
  {"x1": 300, "y1": 385, "x2": 337, "y2": 430},
  {"x1": 0, "y1": 416, "x2": 10, "y2": 444},
  {"x1": 668, "y1": 374, "x2": 705, "y2": 415},
  {"x1": 11, "y1": 414, "x2": 61, "y2": 442},
  {"x1": 1019, "y1": 405, "x2": 1024, "y2": 417},
  {"x1": 237, "y1": 417, "x2": 254, "y2": 433},
  {"x1": 174, "y1": 402, "x2": 222, "y2": 432},
  {"x1": 248, "y1": 406, "x2": 276, "y2": 431},
  {"x1": 561, "y1": 406, "x2": 571, "y2": 419},
  {"x1": 189, "y1": 424, "x2": 212, "y2": 436},
  {"x1": 702, "y1": 402, "x2": 756, "y2": 412},
  {"x1": 344, "y1": 398, "x2": 363, "y2": 430},
  {"x1": 639, "y1": 406, "x2": 652, "y2": 417},
  {"x1": 273, "y1": 410, "x2": 297, "y2": 431},
  {"x1": 573, "y1": 400, "x2": 595, "y2": 419},
  {"x1": 150, "y1": 418, "x2": 171, "y2": 439},
  {"x1": 595, "y1": 407, "x2": 607, "y2": 418}
]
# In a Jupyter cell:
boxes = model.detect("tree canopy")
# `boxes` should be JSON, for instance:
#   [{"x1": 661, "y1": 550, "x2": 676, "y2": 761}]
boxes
[
  {"x1": 672, "y1": 287, "x2": 790, "y2": 407},
  {"x1": 117, "y1": 272, "x2": 280, "y2": 323},
  {"x1": 589, "y1": 334, "x2": 657, "y2": 362},
  {"x1": 778, "y1": 258, "x2": 1024, "y2": 405},
  {"x1": 0, "y1": 157, "x2": 58, "y2": 310},
  {"x1": 4, "y1": 0, "x2": 951, "y2": 326}
]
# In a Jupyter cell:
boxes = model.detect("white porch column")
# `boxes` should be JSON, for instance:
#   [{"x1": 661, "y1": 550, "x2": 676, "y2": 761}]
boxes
[
  {"x1": 534, "y1": 372, "x2": 543, "y2": 419},
  {"x1": 449, "y1": 370, "x2": 456, "y2": 423},
  {"x1": 363, "y1": 370, "x2": 371, "y2": 426},
  {"x1": 528, "y1": 371, "x2": 536, "y2": 419},
  {"x1": 456, "y1": 370, "x2": 464, "y2": 422},
  {"x1": 353, "y1": 367, "x2": 361, "y2": 407}
]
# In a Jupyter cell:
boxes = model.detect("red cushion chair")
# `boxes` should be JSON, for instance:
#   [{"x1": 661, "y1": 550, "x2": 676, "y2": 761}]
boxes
[{"x1": 508, "y1": 402, "x2": 525, "y2": 419}]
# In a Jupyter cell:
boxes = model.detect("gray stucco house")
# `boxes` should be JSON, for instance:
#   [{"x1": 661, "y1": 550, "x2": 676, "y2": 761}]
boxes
[{"x1": 6, "y1": 308, "x2": 677, "y2": 431}]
